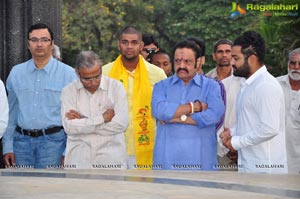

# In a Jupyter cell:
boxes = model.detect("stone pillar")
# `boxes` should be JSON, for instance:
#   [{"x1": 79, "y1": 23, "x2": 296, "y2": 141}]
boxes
[{"x1": 0, "y1": 0, "x2": 62, "y2": 83}]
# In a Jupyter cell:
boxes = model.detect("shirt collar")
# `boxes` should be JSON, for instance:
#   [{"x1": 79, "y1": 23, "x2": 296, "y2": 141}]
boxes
[
  {"x1": 244, "y1": 65, "x2": 267, "y2": 86},
  {"x1": 280, "y1": 74, "x2": 296, "y2": 90},
  {"x1": 170, "y1": 73, "x2": 202, "y2": 87},
  {"x1": 29, "y1": 57, "x2": 55, "y2": 74}
]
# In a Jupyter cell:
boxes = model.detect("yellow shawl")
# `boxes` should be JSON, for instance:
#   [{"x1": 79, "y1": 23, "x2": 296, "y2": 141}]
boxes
[{"x1": 109, "y1": 55, "x2": 154, "y2": 169}]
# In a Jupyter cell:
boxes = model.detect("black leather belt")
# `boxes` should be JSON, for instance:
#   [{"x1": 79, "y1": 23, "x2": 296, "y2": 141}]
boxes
[{"x1": 16, "y1": 126, "x2": 63, "y2": 138}]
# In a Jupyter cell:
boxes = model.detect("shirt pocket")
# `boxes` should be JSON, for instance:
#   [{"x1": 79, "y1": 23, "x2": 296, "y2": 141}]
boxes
[
  {"x1": 98, "y1": 93, "x2": 114, "y2": 113},
  {"x1": 290, "y1": 100, "x2": 300, "y2": 123},
  {"x1": 16, "y1": 86, "x2": 32, "y2": 107},
  {"x1": 43, "y1": 82, "x2": 64, "y2": 107}
]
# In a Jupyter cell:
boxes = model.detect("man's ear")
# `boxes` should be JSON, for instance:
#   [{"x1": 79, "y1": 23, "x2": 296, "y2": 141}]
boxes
[
  {"x1": 201, "y1": 56, "x2": 206, "y2": 65},
  {"x1": 117, "y1": 40, "x2": 121, "y2": 51},
  {"x1": 140, "y1": 41, "x2": 144, "y2": 51},
  {"x1": 212, "y1": 53, "x2": 216, "y2": 61},
  {"x1": 248, "y1": 54, "x2": 257, "y2": 65},
  {"x1": 51, "y1": 40, "x2": 54, "y2": 50}
]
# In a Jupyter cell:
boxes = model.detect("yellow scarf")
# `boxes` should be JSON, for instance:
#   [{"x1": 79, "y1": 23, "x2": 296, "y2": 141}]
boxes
[{"x1": 109, "y1": 55, "x2": 154, "y2": 169}]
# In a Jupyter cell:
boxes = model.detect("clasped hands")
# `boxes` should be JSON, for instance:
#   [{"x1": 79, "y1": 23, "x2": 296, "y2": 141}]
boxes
[
  {"x1": 66, "y1": 109, "x2": 115, "y2": 123},
  {"x1": 219, "y1": 128, "x2": 235, "y2": 152}
]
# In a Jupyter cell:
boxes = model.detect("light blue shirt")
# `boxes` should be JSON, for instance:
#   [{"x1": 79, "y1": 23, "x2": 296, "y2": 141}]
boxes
[
  {"x1": 152, "y1": 74, "x2": 225, "y2": 170},
  {"x1": 2, "y1": 57, "x2": 77, "y2": 154}
]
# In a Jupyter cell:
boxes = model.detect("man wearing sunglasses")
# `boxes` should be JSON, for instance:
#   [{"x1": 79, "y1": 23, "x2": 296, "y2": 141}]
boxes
[
  {"x1": 2, "y1": 23, "x2": 77, "y2": 169},
  {"x1": 140, "y1": 34, "x2": 159, "y2": 62}
]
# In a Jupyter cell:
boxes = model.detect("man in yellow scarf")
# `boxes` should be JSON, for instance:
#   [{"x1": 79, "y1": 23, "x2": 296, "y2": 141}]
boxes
[{"x1": 102, "y1": 26, "x2": 166, "y2": 169}]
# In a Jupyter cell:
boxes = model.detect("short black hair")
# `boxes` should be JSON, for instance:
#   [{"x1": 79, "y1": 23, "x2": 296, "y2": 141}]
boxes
[
  {"x1": 186, "y1": 37, "x2": 205, "y2": 57},
  {"x1": 118, "y1": 25, "x2": 142, "y2": 40},
  {"x1": 233, "y1": 31, "x2": 266, "y2": 64},
  {"x1": 142, "y1": 33, "x2": 159, "y2": 48},
  {"x1": 213, "y1": 38, "x2": 233, "y2": 53},
  {"x1": 28, "y1": 23, "x2": 54, "y2": 40},
  {"x1": 152, "y1": 49, "x2": 171, "y2": 60},
  {"x1": 173, "y1": 39, "x2": 202, "y2": 62}
]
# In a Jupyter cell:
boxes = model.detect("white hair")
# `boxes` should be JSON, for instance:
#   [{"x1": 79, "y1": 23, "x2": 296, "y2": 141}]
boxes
[{"x1": 53, "y1": 44, "x2": 61, "y2": 60}]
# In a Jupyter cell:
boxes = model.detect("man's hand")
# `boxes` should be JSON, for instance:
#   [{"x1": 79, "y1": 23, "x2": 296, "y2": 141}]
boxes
[
  {"x1": 4, "y1": 153, "x2": 15, "y2": 168},
  {"x1": 103, "y1": 109, "x2": 115, "y2": 123},
  {"x1": 61, "y1": 155, "x2": 65, "y2": 168},
  {"x1": 226, "y1": 150, "x2": 238, "y2": 163},
  {"x1": 220, "y1": 128, "x2": 235, "y2": 151},
  {"x1": 194, "y1": 101, "x2": 208, "y2": 112},
  {"x1": 66, "y1": 110, "x2": 82, "y2": 120}
]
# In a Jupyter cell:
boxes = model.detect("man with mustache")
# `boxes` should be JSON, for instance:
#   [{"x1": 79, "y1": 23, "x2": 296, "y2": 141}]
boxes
[
  {"x1": 277, "y1": 48, "x2": 300, "y2": 174},
  {"x1": 206, "y1": 39, "x2": 240, "y2": 170},
  {"x1": 206, "y1": 39, "x2": 233, "y2": 80},
  {"x1": 220, "y1": 31, "x2": 287, "y2": 173},
  {"x1": 152, "y1": 39, "x2": 225, "y2": 170}
]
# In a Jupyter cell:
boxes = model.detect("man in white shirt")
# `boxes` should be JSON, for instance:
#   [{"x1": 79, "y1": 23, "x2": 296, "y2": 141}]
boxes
[
  {"x1": 61, "y1": 50, "x2": 128, "y2": 169},
  {"x1": 220, "y1": 31, "x2": 287, "y2": 173},
  {"x1": 277, "y1": 48, "x2": 300, "y2": 174},
  {"x1": 206, "y1": 39, "x2": 240, "y2": 170},
  {"x1": 0, "y1": 79, "x2": 8, "y2": 138}
]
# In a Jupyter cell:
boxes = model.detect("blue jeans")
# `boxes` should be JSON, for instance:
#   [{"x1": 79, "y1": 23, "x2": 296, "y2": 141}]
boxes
[{"x1": 13, "y1": 130, "x2": 66, "y2": 169}]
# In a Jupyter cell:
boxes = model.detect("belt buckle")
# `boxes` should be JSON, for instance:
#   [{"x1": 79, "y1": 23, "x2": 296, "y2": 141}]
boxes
[{"x1": 29, "y1": 129, "x2": 40, "y2": 137}]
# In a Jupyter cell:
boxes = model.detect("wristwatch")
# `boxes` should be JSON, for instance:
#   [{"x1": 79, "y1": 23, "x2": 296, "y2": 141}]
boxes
[{"x1": 180, "y1": 114, "x2": 187, "y2": 122}]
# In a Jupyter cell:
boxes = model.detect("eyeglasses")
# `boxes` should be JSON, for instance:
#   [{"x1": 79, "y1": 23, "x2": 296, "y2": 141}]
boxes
[
  {"x1": 28, "y1": 37, "x2": 51, "y2": 43},
  {"x1": 79, "y1": 74, "x2": 101, "y2": 83}
]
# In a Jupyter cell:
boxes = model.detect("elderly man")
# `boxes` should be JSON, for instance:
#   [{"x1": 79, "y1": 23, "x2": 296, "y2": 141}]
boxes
[
  {"x1": 61, "y1": 50, "x2": 128, "y2": 169},
  {"x1": 277, "y1": 48, "x2": 300, "y2": 174},
  {"x1": 152, "y1": 39, "x2": 225, "y2": 170}
]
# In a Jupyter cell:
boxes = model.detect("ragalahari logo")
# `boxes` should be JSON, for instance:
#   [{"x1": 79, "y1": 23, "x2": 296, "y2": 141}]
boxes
[{"x1": 230, "y1": 2, "x2": 246, "y2": 18}]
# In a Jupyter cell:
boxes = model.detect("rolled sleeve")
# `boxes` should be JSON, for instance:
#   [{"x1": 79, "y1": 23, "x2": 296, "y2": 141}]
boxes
[
  {"x1": 152, "y1": 82, "x2": 179, "y2": 121},
  {"x1": 191, "y1": 80, "x2": 225, "y2": 128}
]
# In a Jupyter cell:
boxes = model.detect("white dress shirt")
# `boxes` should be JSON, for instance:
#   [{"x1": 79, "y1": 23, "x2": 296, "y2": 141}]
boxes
[
  {"x1": 0, "y1": 79, "x2": 8, "y2": 138},
  {"x1": 231, "y1": 66, "x2": 287, "y2": 173},
  {"x1": 277, "y1": 75, "x2": 300, "y2": 174},
  {"x1": 61, "y1": 76, "x2": 128, "y2": 169}
]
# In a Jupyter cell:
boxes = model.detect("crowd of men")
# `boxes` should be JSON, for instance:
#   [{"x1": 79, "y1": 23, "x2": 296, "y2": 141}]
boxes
[{"x1": 0, "y1": 23, "x2": 299, "y2": 174}]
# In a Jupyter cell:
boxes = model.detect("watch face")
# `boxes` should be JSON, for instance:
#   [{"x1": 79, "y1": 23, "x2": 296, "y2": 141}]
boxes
[{"x1": 181, "y1": 114, "x2": 187, "y2": 122}]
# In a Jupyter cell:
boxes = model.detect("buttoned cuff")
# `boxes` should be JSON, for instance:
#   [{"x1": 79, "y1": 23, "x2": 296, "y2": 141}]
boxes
[{"x1": 2, "y1": 142, "x2": 13, "y2": 155}]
